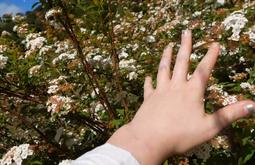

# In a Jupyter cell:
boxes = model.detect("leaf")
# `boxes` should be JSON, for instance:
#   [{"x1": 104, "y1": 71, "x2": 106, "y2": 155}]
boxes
[
  {"x1": 243, "y1": 150, "x2": 255, "y2": 164},
  {"x1": 32, "y1": 2, "x2": 41, "y2": 9},
  {"x1": 54, "y1": 127, "x2": 63, "y2": 142}
]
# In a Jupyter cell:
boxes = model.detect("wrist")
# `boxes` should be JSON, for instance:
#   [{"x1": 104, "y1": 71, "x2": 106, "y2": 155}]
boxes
[{"x1": 107, "y1": 123, "x2": 170, "y2": 165}]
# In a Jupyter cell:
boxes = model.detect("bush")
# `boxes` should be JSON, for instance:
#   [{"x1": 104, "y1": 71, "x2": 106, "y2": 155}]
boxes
[{"x1": 0, "y1": 0, "x2": 254, "y2": 164}]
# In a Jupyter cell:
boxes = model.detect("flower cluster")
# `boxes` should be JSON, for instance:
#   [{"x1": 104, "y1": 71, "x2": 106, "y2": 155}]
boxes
[
  {"x1": 211, "y1": 135, "x2": 231, "y2": 150},
  {"x1": 208, "y1": 84, "x2": 238, "y2": 106},
  {"x1": 46, "y1": 95, "x2": 73, "y2": 114},
  {"x1": 28, "y1": 65, "x2": 42, "y2": 77},
  {"x1": 0, "y1": 54, "x2": 8, "y2": 69},
  {"x1": 45, "y1": 7, "x2": 62, "y2": 20},
  {"x1": 22, "y1": 33, "x2": 47, "y2": 58},
  {"x1": 223, "y1": 10, "x2": 248, "y2": 41},
  {"x1": 240, "y1": 82, "x2": 255, "y2": 95},
  {"x1": 0, "y1": 144, "x2": 33, "y2": 165}
]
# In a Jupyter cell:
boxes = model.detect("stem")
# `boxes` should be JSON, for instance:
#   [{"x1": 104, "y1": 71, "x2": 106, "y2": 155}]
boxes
[
  {"x1": 107, "y1": 0, "x2": 129, "y2": 115},
  {"x1": 57, "y1": 2, "x2": 117, "y2": 119},
  {"x1": 0, "y1": 105, "x2": 67, "y2": 152},
  {"x1": 0, "y1": 86, "x2": 43, "y2": 104}
]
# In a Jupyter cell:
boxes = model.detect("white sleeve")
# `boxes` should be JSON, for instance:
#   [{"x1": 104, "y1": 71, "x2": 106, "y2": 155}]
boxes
[{"x1": 71, "y1": 143, "x2": 140, "y2": 165}]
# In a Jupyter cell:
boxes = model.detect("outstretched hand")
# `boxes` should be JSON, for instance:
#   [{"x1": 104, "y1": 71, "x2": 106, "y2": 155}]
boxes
[{"x1": 108, "y1": 30, "x2": 255, "y2": 165}]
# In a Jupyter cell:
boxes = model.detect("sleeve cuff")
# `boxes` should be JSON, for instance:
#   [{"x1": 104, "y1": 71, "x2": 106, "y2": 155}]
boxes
[{"x1": 71, "y1": 143, "x2": 140, "y2": 165}]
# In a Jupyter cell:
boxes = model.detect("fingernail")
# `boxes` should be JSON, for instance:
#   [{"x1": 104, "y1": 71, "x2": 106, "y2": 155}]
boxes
[
  {"x1": 165, "y1": 42, "x2": 173, "y2": 49},
  {"x1": 182, "y1": 29, "x2": 190, "y2": 36},
  {"x1": 212, "y1": 42, "x2": 219, "y2": 47},
  {"x1": 245, "y1": 104, "x2": 254, "y2": 114}
]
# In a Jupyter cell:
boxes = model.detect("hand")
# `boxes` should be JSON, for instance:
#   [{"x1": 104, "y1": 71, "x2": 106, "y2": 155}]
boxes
[{"x1": 107, "y1": 29, "x2": 255, "y2": 165}]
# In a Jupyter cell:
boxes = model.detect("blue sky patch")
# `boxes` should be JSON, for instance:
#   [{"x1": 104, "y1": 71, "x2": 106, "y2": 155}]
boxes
[{"x1": 0, "y1": 0, "x2": 38, "y2": 16}]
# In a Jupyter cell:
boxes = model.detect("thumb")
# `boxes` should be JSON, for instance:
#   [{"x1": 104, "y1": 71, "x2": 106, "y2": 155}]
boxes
[{"x1": 207, "y1": 100, "x2": 255, "y2": 137}]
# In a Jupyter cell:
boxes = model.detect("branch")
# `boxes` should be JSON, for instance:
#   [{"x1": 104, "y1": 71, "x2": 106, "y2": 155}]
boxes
[
  {"x1": 0, "y1": 104, "x2": 68, "y2": 153},
  {"x1": 56, "y1": 2, "x2": 117, "y2": 119},
  {"x1": 0, "y1": 86, "x2": 44, "y2": 104},
  {"x1": 107, "y1": 0, "x2": 129, "y2": 116}
]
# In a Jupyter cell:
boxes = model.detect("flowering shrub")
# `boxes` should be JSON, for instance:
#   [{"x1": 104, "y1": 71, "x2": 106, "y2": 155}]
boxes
[{"x1": 0, "y1": 0, "x2": 255, "y2": 164}]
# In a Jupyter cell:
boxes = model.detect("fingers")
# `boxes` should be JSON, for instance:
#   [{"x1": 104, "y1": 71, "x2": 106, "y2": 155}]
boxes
[
  {"x1": 172, "y1": 29, "x2": 192, "y2": 82},
  {"x1": 156, "y1": 43, "x2": 173, "y2": 88},
  {"x1": 206, "y1": 100, "x2": 255, "y2": 138},
  {"x1": 191, "y1": 43, "x2": 220, "y2": 94},
  {"x1": 144, "y1": 76, "x2": 154, "y2": 100}
]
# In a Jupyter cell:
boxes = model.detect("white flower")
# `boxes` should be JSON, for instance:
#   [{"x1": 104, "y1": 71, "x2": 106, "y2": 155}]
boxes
[
  {"x1": 240, "y1": 82, "x2": 252, "y2": 89},
  {"x1": 47, "y1": 85, "x2": 59, "y2": 94},
  {"x1": 95, "y1": 103, "x2": 104, "y2": 112},
  {"x1": 58, "y1": 159, "x2": 73, "y2": 165},
  {"x1": 119, "y1": 59, "x2": 136, "y2": 70},
  {"x1": 132, "y1": 43, "x2": 139, "y2": 51},
  {"x1": 0, "y1": 45, "x2": 8, "y2": 53},
  {"x1": 12, "y1": 15, "x2": 25, "y2": 22},
  {"x1": 119, "y1": 50, "x2": 129, "y2": 59},
  {"x1": 0, "y1": 54, "x2": 8, "y2": 69},
  {"x1": 28, "y1": 65, "x2": 41, "y2": 77},
  {"x1": 190, "y1": 53, "x2": 199, "y2": 61},
  {"x1": 146, "y1": 35, "x2": 156, "y2": 43},
  {"x1": 1, "y1": 31, "x2": 11, "y2": 37},
  {"x1": 127, "y1": 71, "x2": 138, "y2": 80},
  {"x1": 45, "y1": 8, "x2": 62, "y2": 20},
  {"x1": 80, "y1": 28, "x2": 87, "y2": 33},
  {"x1": 0, "y1": 144, "x2": 33, "y2": 165},
  {"x1": 91, "y1": 88, "x2": 99, "y2": 99},
  {"x1": 223, "y1": 10, "x2": 248, "y2": 41},
  {"x1": 182, "y1": 20, "x2": 189, "y2": 25},
  {"x1": 93, "y1": 55, "x2": 103, "y2": 61},
  {"x1": 193, "y1": 11, "x2": 202, "y2": 17},
  {"x1": 217, "y1": 0, "x2": 225, "y2": 5},
  {"x1": 52, "y1": 51, "x2": 77, "y2": 65},
  {"x1": 239, "y1": 56, "x2": 245, "y2": 62},
  {"x1": 39, "y1": 45, "x2": 53, "y2": 56},
  {"x1": 244, "y1": 26, "x2": 255, "y2": 43},
  {"x1": 140, "y1": 26, "x2": 146, "y2": 32},
  {"x1": 46, "y1": 95, "x2": 73, "y2": 113},
  {"x1": 13, "y1": 25, "x2": 18, "y2": 32},
  {"x1": 222, "y1": 95, "x2": 238, "y2": 106},
  {"x1": 23, "y1": 33, "x2": 47, "y2": 57}
]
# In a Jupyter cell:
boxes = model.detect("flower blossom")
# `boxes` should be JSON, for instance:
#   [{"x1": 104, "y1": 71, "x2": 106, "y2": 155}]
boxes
[
  {"x1": 240, "y1": 82, "x2": 255, "y2": 95},
  {"x1": 52, "y1": 51, "x2": 77, "y2": 65},
  {"x1": 0, "y1": 54, "x2": 8, "y2": 69},
  {"x1": 127, "y1": 71, "x2": 138, "y2": 80},
  {"x1": 46, "y1": 95, "x2": 73, "y2": 114},
  {"x1": 0, "y1": 45, "x2": 8, "y2": 53},
  {"x1": 146, "y1": 35, "x2": 156, "y2": 43},
  {"x1": 222, "y1": 10, "x2": 248, "y2": 41},
  {"x1": 0, "y1": 144, "x2": 33, "y2": 165},
  {"x1": 244, "y1": 26, "x2": 255, "y2": 43},
  {"x1": 119, "y1": 59, "x2": 136, "y2": 70},
  {"x1": 28, "y1": 65, "x2": 42, "y2": 77},
  {"x1": 45, "y1": 8, "x2": 62, "y2": 20}
]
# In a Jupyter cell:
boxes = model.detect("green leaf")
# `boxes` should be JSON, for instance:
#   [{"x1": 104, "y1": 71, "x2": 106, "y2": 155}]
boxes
[
  {"x1": 32, "y1": 2, "x2": 40, "y2": 9},
  {"x1": 243, "y1": 150, "x2": 255, "y2": 164}
]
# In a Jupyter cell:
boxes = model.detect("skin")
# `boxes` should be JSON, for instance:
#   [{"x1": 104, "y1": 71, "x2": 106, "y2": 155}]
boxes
[{"x1": 107, "y1": 30, "x2": 255, "y2": 165}]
